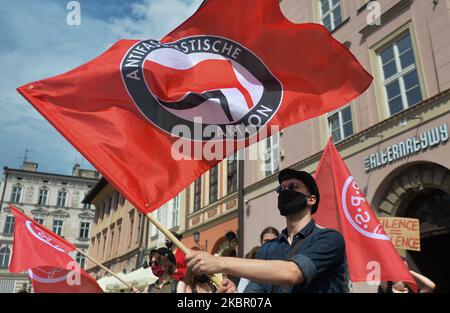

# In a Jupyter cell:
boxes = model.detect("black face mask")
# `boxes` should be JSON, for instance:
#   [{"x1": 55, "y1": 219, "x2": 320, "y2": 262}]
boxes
[
  {"x1": 277, "y1": 190, "x2": 308, "y2": 216},
  {"x1": 165, "y1": 241, "x2": 173, "y2": 249}
]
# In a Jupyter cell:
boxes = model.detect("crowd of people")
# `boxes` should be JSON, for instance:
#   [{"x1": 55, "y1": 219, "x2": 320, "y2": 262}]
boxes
[{"x1": 132, "y1": 169, "x2": 435, "y2": 294}]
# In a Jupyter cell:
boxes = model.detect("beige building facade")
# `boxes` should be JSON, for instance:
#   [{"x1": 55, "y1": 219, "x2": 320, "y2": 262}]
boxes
[
  {"x1": 0, "y1": 162, "x2": 99, "y2": 292},
  {"x1": 84, "y1": 178, "x2": 148, "y2": 279}
]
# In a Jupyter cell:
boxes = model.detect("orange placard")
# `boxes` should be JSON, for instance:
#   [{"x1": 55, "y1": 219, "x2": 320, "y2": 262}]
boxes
[{"x1": 379, "y1": 217, "x2": 421, "y2": 251}]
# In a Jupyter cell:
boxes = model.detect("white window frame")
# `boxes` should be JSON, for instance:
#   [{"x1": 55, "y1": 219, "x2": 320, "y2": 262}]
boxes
[
  {"x1": 56, "y1": 190, "x2": 67, "y2": 208},
  {"x1": 378, "y1": 32, "x2": 421, "y2": 116},
  {"x1": 38, "y1": 187, "x2": 48, "y2": 206},
  {"x1": 3, "y1": 215, "x2": 15, "y2": 234},
  {"x1": 0, "y1": 245, "x2": 11, "y2": 268},
  {"x1": 10, "y1": 185, "x2": 22, "y2": 203},
  {"x1": 76, "y1": 252, "x2": 86, "y2": 269},
  {"x1": 262, "y1": 134, "x2": 280, "y2": 178},
  {"x1": 319, "y1": 0, "x2": 343, "y2": 32},
  {"x1": 79, "y1": 222, "x2": 90, "y2": 239},
  {"x1": 171, "y1": 195, "x2": 180, "y2": 228},
  {"x1": 52, "y1": 219, "x2": 64, "y2": 236},
  {"x1": 327, "y1": 105, "x2": 353, "y2": 143}
]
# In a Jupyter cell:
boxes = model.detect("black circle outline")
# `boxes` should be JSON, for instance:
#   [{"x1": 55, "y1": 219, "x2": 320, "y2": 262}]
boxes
[{"x1": 121, "y1": 35, "x2": 282, "y2": 141}]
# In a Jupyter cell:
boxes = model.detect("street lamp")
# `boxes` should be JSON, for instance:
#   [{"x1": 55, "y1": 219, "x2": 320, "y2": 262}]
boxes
[
  {"x1": 193, "y1": 230, "x2": 200, "y2": 244},
  {"x1": 193, "y1": 230, "x2": 208, "y2": 251}
]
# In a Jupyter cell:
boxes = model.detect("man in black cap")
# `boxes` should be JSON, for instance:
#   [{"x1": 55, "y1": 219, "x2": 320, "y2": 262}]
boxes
[{"x1": 186, "y1": 168, "x2": 348, "y2": 293}]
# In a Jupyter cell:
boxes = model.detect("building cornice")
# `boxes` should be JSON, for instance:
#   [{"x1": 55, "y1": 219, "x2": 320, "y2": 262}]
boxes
[
  {"x1": 188, "y1": 191, "x2": 238, "y2": 219},
  {"x1": 244, "y1": 88, "x2": 450, "y2": 198},
  {"x1": 2, "y1": 167, "x2": 99, "y2": 183}
]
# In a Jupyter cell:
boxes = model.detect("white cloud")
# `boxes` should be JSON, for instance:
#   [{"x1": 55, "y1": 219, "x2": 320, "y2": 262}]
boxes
[
  {"x1": 0, "y1": 0, "x2": 201, "y2": 175},
  {"x1": 110, "y1": 0, "x2": 201, "y2": 39}
]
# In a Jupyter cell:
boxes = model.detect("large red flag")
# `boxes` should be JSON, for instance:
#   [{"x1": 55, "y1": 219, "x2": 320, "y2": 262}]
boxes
[
  {"x1": 9, "y1": 205, "x2": 103, "y2": 293},
  {"x1": 17, "y1": 0, "x2": 372, "y2": 215},
  {"x1": 314, "y1": 139, "x2": 417, "y2": 291}
]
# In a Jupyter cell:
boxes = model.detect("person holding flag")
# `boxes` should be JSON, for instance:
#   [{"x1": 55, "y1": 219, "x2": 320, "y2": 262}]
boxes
[{"x1": 186, "y1": 169, "x2": 348, "y2": 293}]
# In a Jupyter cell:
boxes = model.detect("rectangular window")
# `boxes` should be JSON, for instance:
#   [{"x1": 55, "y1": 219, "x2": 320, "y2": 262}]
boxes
[
  {"x1": 379, "y1": 32, "x2": 422, "y2": 116},
  {"x1": 79, "y1": 222, "x2": 90, "y2": 239},
  {"x1": 56, "y1": 190, "x2": 67, "y2": 208},
  {"x1": 38, "y1": 188, "x2": 48, "y2": 205},
  {"x1": 0, "y1": 246, "x2": 11, "y2": 268},
  {"x1": 137, "y1": 213, "x2": 143, "y2": 244},
  {"x1": 328, "y1": 106, "x2": 353, "y2": 143},
  {"x1": 99, "y1": 202, "x2": 105, "y2": 220},
  {"x1": 227, "y1": 153, "x2": 238, "y2": 194},
  {"x1": 171, "y1": 195, "x2": 179, "y2": 227},
  {"x1": 83, "y1": 202, "x2": 91, "y2": 209},
  {"x1": 263, "y1": 134, "x2": 280, "y2": 177},
  {"x1": 105, "y1": 196, "x2": 112, "y2": 215},
  {"x1": 129, "y1": 210, "x2": 135, "y2": 246},
  {"x1": 109, "y1": 226, "x2": 115, "y2": 258},
  {"x1": 113, "y1": 192, "x2": 119, "y2": 211},
  {"x1": 3, "y1": 216, "x2": 15, "y2": 234},
  {"x1": 194, "y1": 178, "x2": 202, "y2": 212},
  {"x1": 209, "y1": 165, "x2": 219, "y2": 204},
  {"x1": 76, "y1": 252, "x2": 86, "y2": 269},
  {"x1": 116, "y1": 221, "x2": 122, "y2": 255},
  {"x1": 102, "y1": 232, "x2": 107, "y2": 259},
  {"x1": 320, "y1": 0, "x2": 343, "y2": 32},
  {"x1": 52, "y1": 219, "x2": 64, "y2": 236},
  {"x1": 10, "y1": 186, "x2": 22, "y2": 203}
]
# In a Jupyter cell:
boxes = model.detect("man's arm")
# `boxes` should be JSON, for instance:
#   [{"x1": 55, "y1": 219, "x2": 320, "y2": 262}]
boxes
[{"x1": 186, "y1": 252, "x2": 304, "y2": 286}]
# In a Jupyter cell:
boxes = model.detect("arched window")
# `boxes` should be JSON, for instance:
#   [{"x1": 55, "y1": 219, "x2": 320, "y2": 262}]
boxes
[{"x1": 0, "y1": 246, "x2": 11, "y2": 268}]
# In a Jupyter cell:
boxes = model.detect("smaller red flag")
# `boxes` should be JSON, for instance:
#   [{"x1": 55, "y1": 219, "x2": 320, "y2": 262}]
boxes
[
  {"x1": 314, "y1": 139, "x2": 417, "y2": 291},
  {"x1": 9, "y1": 205, "x2": 76, "y2": 272},
  {"x1": 9, "y1": 205, "x2": 102, "y2": 293}
]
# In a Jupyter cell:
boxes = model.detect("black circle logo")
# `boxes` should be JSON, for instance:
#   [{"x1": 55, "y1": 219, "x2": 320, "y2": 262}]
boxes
[{"x1": 121, "y1": 35, "x2": 282, "y2": 141}]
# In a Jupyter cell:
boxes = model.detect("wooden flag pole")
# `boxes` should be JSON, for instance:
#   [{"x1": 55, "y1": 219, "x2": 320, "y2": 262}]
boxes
[
  {"x1": 145, "y1": 212, "x2": 223, "y2": 288},
  {"x1": 75, "y1": 248, "x2": 134, "y2": 291}
]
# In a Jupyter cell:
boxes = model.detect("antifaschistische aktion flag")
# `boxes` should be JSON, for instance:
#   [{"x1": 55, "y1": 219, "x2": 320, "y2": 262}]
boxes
[
  {"x1": 9, "y1": 205, "x2": 103, "y2": 293},
  {"x1": 314, "y1": 140, "x2": 417, "y2": 291},
  {"x1": 17, "y1": 0, "x2": 373, "y2": 216}
]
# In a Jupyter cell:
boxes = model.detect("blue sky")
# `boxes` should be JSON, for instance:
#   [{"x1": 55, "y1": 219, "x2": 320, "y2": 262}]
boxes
[{"x1": 0, "y1": 0, "x2": 202, "y2": 175}]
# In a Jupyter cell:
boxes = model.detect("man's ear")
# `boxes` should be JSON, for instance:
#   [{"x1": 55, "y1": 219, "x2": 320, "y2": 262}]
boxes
[{"x1": 307, "y1": 195, "x2": 316, "y2": 207}]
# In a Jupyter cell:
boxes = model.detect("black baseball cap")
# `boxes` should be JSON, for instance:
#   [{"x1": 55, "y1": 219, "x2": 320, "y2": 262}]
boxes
[
  {"x1": 278, "y1": 168, "x2": 320, "y2": 214},
  {"x1": 150, "y1": 247, "x2": 176, "y2": 265}
]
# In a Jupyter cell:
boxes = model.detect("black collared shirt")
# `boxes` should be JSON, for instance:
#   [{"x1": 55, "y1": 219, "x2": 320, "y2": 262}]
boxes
[{"x1": 244, "y1": 219, "x2": 348, "y2": 293}]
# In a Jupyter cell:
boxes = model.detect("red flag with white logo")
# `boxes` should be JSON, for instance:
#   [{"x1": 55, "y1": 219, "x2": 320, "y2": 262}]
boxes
[
  {"x1": 9, "y1": 205, "x2": 76, "y2": 272},
  {"x1": 9, "y1": 205, "x2": 102, "y2": 293},
  {"x1": 28, "y1": 266, "x2": 103, "y2": 293},
  {"x1": 17, "y1": 0, "x2": 372, "y2": 216},
  {"x1": 314, "y1": 139, "x2": 417, "y2": 291}
]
